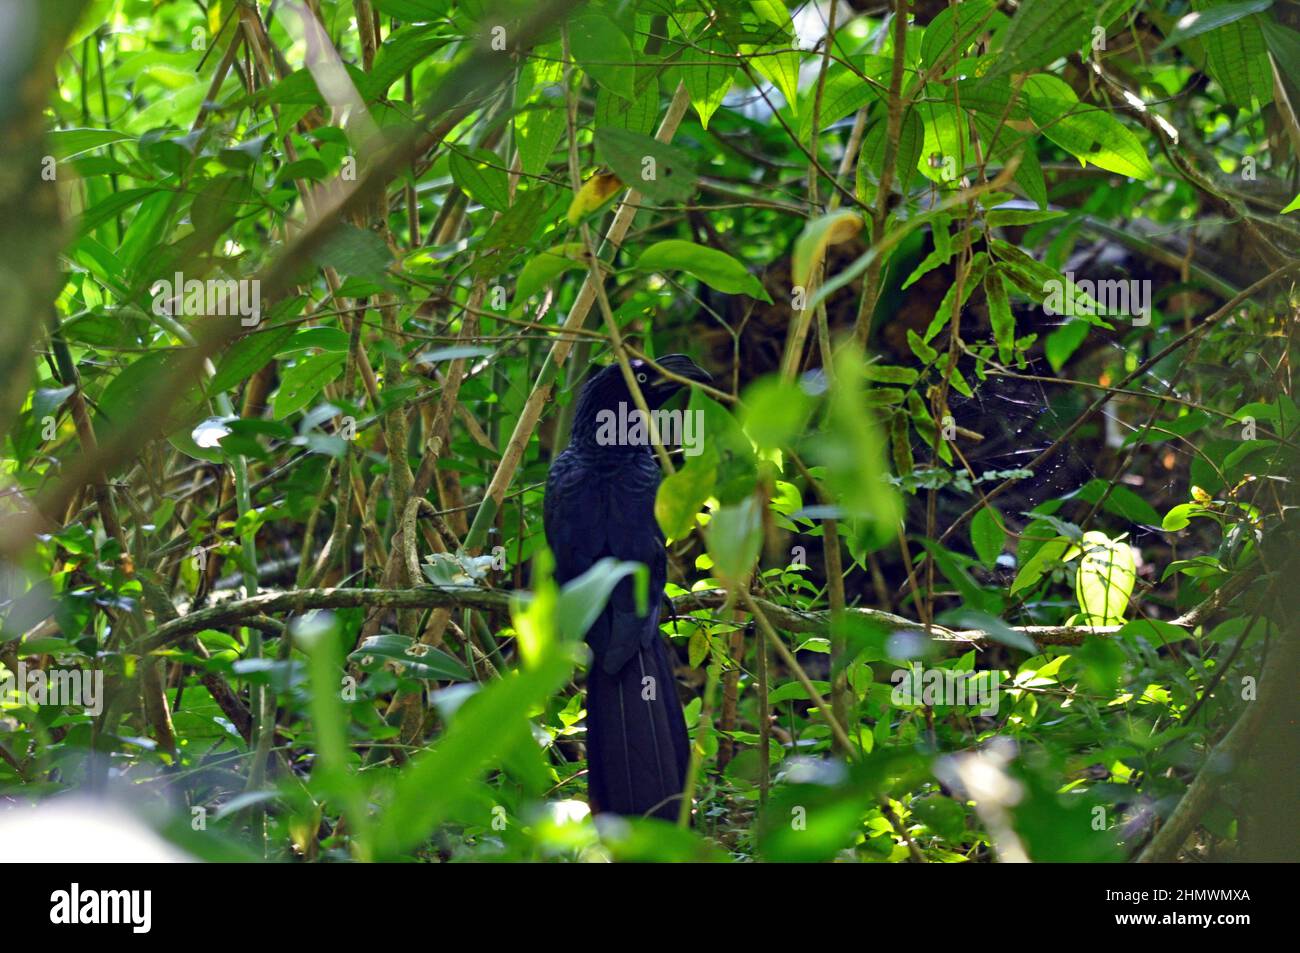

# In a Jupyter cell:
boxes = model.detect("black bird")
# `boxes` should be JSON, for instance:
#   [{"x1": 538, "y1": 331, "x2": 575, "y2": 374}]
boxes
[{"x1": 544, "y1": 354, "x2": 711, "y2": 821}]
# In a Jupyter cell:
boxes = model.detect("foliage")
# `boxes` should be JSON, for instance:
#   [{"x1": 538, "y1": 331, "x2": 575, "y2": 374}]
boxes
[{"x1": 0, "y1": 0, "x2": 1296, "y2": 863}]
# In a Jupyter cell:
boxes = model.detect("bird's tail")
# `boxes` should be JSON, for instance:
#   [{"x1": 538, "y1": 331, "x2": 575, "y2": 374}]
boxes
[{"x1": 585, "y1": 636, "x2": 690, "y2": 822}]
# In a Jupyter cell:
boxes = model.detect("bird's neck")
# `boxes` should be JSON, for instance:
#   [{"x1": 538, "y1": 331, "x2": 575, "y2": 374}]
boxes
[{"x1": 569, "y1": 394, "x2": 655, "y2": 457}]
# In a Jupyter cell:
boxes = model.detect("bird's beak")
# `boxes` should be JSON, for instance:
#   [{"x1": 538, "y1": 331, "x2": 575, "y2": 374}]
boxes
[{"x1": 651, "y1": 354, "x2": 712, "y2": 389}]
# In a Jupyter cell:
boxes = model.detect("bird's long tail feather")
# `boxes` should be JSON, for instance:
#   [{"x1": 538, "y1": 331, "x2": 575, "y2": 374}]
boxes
[{"x1": 585, "y1": 637, "x2": 689, "y2": 821}]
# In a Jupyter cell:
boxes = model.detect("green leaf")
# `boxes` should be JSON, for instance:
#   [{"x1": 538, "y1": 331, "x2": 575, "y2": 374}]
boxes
[
  {"x1": 1069, "y1": 531, "x2": 1136, "y2": 625},
  {"x1": 273, "y1": 352, "x2": 346, "y2": 420},
  {"x1": 297, "y1": 614, "x2": 371, "y2": 853},
  {"x1": 984, "y1": 0, "x2": 1095, "y2": 79},
  {"x1": 373, "y1": 644, "x2": 579, "y2": 858},
  {"x1": 594, "y1": 127, "x2": 699, "y2": 203},
  {"x1": 516, "y1": 100, "x2": 568, "y2": 178},
  {"x1": 367, "y1": 23, "x2": 452, "y2": 96},
  {"x1": 750, "y1": 44, "x2": 801, "y2": 115},
  {"x1": 970, "y1": 506, "x2": 1005, "y2": 568},
  {"x1": 901, "y1": 214, "x2": 953, "y2": 290},
  {"x1": 986, "y1": 208, "x2": 1067, "y2": 227},
  {"x1": 595, "y1": 79, "x2": 659, "y2": 136},
  {"x1": 945, "y1": 609, "x2": 1037, "y2": 653},
  {"x1": 350, "y1": 634, "x2": 472, "y2": 681},
  {"x1": 799, "y1": 67, "x2": 881, "y2": 145},
  {"x1": 95, "y1": 350, "x2": 202, "y2": 442},
  {"x1": 858, "y1": 109, "x2": 924, "y2": 203},
  {"x1": 636, "y1": 240, "x2": 770, "y2": 300},
  {"x1": 1156, "y1": 0, "x2": 1273, "y2": 51},
  {"x1": 1011, "y1": 536, "x2": 1071, "y2": 595},
  {"x1": 907, "y1": 329, "x2": 938, "y2": 364},
  {"x1": 656, "y1": 448, "x2": 717, "y2": 540},
  {"x1": 571, "y1": 15, "x2": 635, "y2": 101},
  {"x1": 741, "y1": 376, "x2": 815, "y2": 450},
  {"x1": 691, "y1": 390, "x2": 759, "y2": 504},
  {"x1": 1074, "y1": 634, "x2": 1126, "y2": 691},
  {"x1": 449, "y1": 146, "x2": 511, "y2": 212},
  {"x1": 47, "y1": 128, "x2": 133, "y2": 160},
  {"x1": 992, "y1": 240, "x2": 1108, "y2": 323},
  {"x1": 918, "y1": 538, "x2": 1000, "y2": 615},
  {"x1": 315, "y1": 223, "x2": 394, "y2": 280},
  {"x1": 707, "y1": 495, "x2": 763, "y2": 583},
  {"x1": 809, "y1": 346, "x2": 902, "y2": 526},
  {"x1": 554, "y1": 559, "x2": 650, "y2": 644},
  {"x1": 921, "y1": 0, "x2": 1001, "y2": 75},
  {"x1": 682, "y1": 36, "x2": 736, "y2": 128},
  {"x1": 1065, "y1": 479, "x2": 1163, "y2": 527},
  {"x1": 1198, "y1": 0, "x2": 1273, "y2": 107},
  {"x1": 1115, "y1": 618, "x2": 1191, "y2": 645},
  {"x1": 369, "y1": 0, "x2": 448, "y2": 18},
  {"x1": 118, "y1": 192, "x2": 175, "y2": 275},
  {"x1": 1045, "y1": 319, "x2": 1088, "y2": 373},
  {"x1": 1023, "y1": 75, "x2": 1153, "y2": 179},
  {"x1": 862, "y1": 364, "x2": 919, "y2": 385},
  {"x1": 971, "y1": 113, "x2": 1049, "y2": 209},
  {"x1": 211, "y1": 324, "x2": 296, "y2": 394},
  {"x1": 986, "y1": 268, "x2": 1016, "y2": 364},
  {"x1": 922, "y1": 252, "x2": 987, "y2": 344},
  {"x1": 1161, "y1": 501, "x2": 1216, "y2": 531},
  {"x1": 515, "y1": 243, "x2": 588, "y2": 303}
]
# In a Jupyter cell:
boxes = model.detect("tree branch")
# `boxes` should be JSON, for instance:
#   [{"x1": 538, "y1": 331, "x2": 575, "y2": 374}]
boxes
[{"x1": 125, "y1": 573, "x2": 1244, "y2": 658}]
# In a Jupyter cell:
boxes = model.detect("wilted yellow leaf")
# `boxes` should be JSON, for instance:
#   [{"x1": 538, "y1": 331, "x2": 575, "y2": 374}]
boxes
[{"x1": 566, "y1": 172, "x2": 623, "y2": 225}]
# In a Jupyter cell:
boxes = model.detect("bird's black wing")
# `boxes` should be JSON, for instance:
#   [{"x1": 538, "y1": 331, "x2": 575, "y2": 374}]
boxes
[
  {"x1": 544, "y1": 447, "x2": 666, "y2": 672},
  {"x1": 544, "y1": 446, "x2": 686, "y2": 819}
]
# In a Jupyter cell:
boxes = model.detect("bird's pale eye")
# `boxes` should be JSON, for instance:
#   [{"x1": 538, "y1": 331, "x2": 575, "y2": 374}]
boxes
[{"x1": 636, "y1": 372, "x2": 647, "y2": 383}]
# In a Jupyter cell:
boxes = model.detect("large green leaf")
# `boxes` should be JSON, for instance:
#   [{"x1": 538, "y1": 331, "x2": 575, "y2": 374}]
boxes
[
  {"x1": 515, "y1": 242, "x2": 588, "y2": 303},
  {"x1": 449, "y1": 146, "x2": 511, "y2": 212},
  {"x1": 797, "y1": 66, "x2": 880, "y2": 144},
  {"x1": 635, "y1": 240, "x2": 770, "y2": 301},
  {"x1": 273, "y1": 352, "x2": 346, "y2": 420},
  {"x1": 570, "y1": 14, "x2": 635, "y2": 101},
  {"x1": 594, "y1": 128, "x2": 698, "y2": 203},
  {"x1": 372, "y1": 644, "x2": 579, "y2": 858},
  {"x1": 350, "y1": 634, "x2": 473, "y2": 681},
  {"x1": 1157, "y1": 0, "x2": 1273, "y2": 50},
  {"x1": 595, "y1": 78, "x2": 660, "y2": 136},
  {"x1": 808, "y1": 346, "x2": 902, "y2": 527},
  {"x1": 857, "y1": 108, "x2": 923, "y2": 201},
  {"x1": 682, "y1": 35, "x2": 736, "y2": 129},
  {"x1": 707, "y1": 495, "x2": 763, "y2": 584},
  {"x1": 656, "y1": 447, "x2": 718, "y2": 540},
  {"x1": 211, "y1": 323, "x2": 297, "y2": 394},
  {"x1": 47, "y1": 128, "x2": 133, "y2": 160},
  {"x1": 1196, "y1": 0, "x2": 1273, "y2": 106},
  {"x1": 1022, "y1": 75, "x2": 1153, "y2": 179},
  {"x1": 1069, "y1": 531, "x2": 1136, "y2": 625},
  {"x1": 984, "y1": 0, "x2": 1095, "y2": 79},
  {"x1": 921, "y1": 0, "x2": 1002, "y2": 75}
]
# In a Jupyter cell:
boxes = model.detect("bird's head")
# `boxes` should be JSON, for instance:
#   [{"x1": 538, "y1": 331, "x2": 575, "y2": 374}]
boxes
[{"x1": 569, "y1": 354, "x2": 712, "y2": 447}]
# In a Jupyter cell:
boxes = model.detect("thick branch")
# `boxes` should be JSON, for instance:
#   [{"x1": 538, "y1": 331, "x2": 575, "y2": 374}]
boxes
[{"x1": 129, "y1": 577, "x2": 1238, "y2": 658}]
